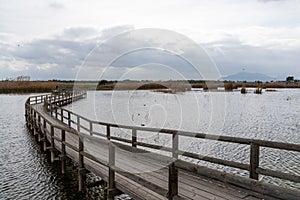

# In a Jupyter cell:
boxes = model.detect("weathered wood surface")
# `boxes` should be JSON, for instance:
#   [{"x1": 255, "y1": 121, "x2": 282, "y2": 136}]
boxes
[
  {"x1": 32, "y1": 103, "x2": 257, "y2": 200},
  {"x1": 25, "y1": 92, "x2": 300, "y2": 200}
]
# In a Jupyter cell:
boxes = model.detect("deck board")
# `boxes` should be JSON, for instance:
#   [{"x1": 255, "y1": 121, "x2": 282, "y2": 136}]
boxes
[{"x1": 31, "y1": 104, "x2": 261, "y2": 200}]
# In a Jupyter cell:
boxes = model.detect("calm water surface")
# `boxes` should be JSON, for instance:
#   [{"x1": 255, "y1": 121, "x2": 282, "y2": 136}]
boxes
[
  {"x1": 0, "y1": 94, "x2": 105, "y2": 200},
  {"x1": 0, "y1": 90, "x2": 299, "y2": 199},
  {"x1": 67, "y1": 89, "x2": 300, "y2": 190}
]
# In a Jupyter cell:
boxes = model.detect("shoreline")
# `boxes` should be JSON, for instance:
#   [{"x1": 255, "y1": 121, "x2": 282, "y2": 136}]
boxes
[{"x1": 1, "y1": 80, "x2": 299, "y2": 94}]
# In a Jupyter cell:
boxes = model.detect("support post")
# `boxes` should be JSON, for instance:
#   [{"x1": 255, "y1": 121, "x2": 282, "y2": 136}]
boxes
[
  {"x1": 132, "y1": 129, "x2": 137, "y2": 147},
  {"x1": 89, "y1": 121, "x2": 93, "y2": 136},
  {"x1": 168, "y1": 132, "x2": 178, "y2": 199},
  {"x1": 108, "y1": 142, "x2": 116, "y2": 200},
  {"x1": 33, "y1": 111, "x2": 36, "y2": 134},
  {"x1": 43, "y1": 119, "x2": 47, "y2": 151},
  {"x1": 77, "y1": 116, "x2": 80, "y2": 132},
  {"x1": 25, "y1": 106, "x2": 28, "y2": 126},
  {"x1": 50, "y1": 104, "x2": 53, "y2": 116},
  {"x1": 172, "y1": 132, "x2": 179, "y2": 159},
  {"x1": 250, "y1": 142, "x2": 260, "y2": 180},
  {"x1": 61, "y1": 109, "x2": 63, "y2": 122},
  {"x1": 61, "y1": 130, "x2": 66, "y2": 174},
  {"x1": 55, "y1": 106, "x2": 58, "y2": 119},
  {"x1": 68, "y1": 112, "x2": 71, "y2": 127},
  {"x1": 107, "y1": 125, "x2": 110, "y2": 140},
  {"x1": 50, "y1": 126, "x2": 55, "y2": 163},
  {"x1": 78, "y1": 134, "x2": 85, "y2": 191},
  {"x1": 37, "y1": 115, "x2": 41, "y2": 141}
]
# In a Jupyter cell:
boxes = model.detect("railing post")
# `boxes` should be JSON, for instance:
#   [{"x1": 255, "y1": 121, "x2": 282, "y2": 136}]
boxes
[
  {"x1": 37, "y1": 115, "x2": 41, "y2": 141},
  {"x1": 50, "y1": 104, "x2": 53, "y2": 116},
  {"x1": 89, "y1": 121, "x2": 93, "y2": 136},
  {"x1": 55, "y1": 106, "x2": 58, "y2": 119},
  {"x1": 77, "y1": 116, "x2": 80, "y2": 132},
  {"x1": 78, "y1": 134, "x2": 85, "y2": 191},
  {"x1": 172, "y1": 132, "x2": 179, "y2": 159},
  {"x1": 68, "y1": 112, "x2": 71, "y2": 127},
  {"x1": 61, "y1": 109, "x2": 63, "y2": 122},
  {"x1": 107, "y1": 125, "x2": 111, "y2": 140},
  {"x1": 43, "y1": 119, "x2": 47, "y2": 151},
  {"x1": 25, "y1": 106, "x2": 28, "y2": 127},
  {"x1": 50, "y1": 126, "x2": 55, "y2": 163},
  {"x1": 132, "y1": 129, "x2": 137, "y2": 147},
  {"x1": 61, "y1": 130, "x2": 66, "y2": 174},
  {"x1": 250, "y1": 142, "x2": 260, "y2": 180},
  {"x1": 108, "y1": 142, "x2": 116, "y2": 200},
  {"x1": 33, "y1": 111, "x2": 37, "y2": 134},
  {"x1": 168, "y1": 132, "x2": 178, "y2": 199}
]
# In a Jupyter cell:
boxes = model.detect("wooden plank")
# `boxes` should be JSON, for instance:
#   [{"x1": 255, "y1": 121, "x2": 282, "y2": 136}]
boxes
[
  {"x1": 256, "y1": 167, "x2": 300, "y2": 183},
  {"x1": 27, "y1": 92, "x2": 300, "y2": 200},
  {"x1": 175, "y1": 159, "x2": 300, "y2": 200}
]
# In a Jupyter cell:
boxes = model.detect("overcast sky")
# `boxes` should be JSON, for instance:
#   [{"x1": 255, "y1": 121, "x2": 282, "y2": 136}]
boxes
[{"x1": 0, "y1": 0, "x2": 299, "y2": 80}]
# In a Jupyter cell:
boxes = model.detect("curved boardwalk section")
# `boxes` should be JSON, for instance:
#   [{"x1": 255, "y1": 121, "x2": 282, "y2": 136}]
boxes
[{"x1": 25, "y1": 92, "x2": 300, "y2": 200}]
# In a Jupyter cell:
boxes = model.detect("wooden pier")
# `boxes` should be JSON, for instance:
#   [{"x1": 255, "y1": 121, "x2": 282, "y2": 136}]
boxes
[{"x1": 25, "y1": 92, "x2": 300, "y2": 200}]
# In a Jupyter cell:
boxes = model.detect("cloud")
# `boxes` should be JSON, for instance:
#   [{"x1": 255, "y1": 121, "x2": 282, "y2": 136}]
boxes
[
  {"x1": 0, "y1": 26, "x2": 135, "y2": 80},
  {"x1": 1, "y1": 25, "x2": 300, "y2": 80},
  {"x1": 58, "y1": 27, "x2": 98, "y2": 40},
  {"x1": 49, "y1": 2, "x2": 65, "y2": 9},
  {"x1": 258, "y1": 0, "x2": 286, "y2": 2},
  {"x1": 100, "y1": 25, "x2": 134, "y2": 40},
  {"x1": 204, "y1": 37, "x2": 300, "y2": 78}
]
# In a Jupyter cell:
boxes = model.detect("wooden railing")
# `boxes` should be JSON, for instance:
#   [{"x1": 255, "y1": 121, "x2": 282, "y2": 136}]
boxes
[{"x1": 25, "y1": 92, "x2": 300, "y2": 200}]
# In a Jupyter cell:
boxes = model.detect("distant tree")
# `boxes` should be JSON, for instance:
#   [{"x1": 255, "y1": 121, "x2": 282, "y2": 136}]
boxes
[
  {"x1": 98, "y1": 80, "x2": 108, "y2": 85},
  {"x1": 286, "y1": 76, "x2": 294, "y2": 82}
]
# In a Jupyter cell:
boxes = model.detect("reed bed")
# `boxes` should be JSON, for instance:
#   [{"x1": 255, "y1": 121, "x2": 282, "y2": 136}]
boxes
[
  {"x1": 0, "y1": 81, "x2": 68, "y2": 94},
  {"x1": 2, "y1": 80, "x2": 299, "y2": 94},
  {"x1": 98, "y1": 81, "x2": 192, "y2": 92}
]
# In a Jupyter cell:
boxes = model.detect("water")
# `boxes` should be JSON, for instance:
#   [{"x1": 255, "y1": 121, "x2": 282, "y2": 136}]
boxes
[
  {"x1": 0, "y1": 94, "x2": 104, "y2": 200},
  {"x1": 67, "y1": 89, "x2": 300, "y2": 190},
  {"x1": 0, "y1": 90, "x2": 299, "y2": 199}
]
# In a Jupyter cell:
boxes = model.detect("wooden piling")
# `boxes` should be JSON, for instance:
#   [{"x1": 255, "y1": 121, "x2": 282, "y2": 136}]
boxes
[
  {"x1": 250, "y1": 143, "x2": 260, "y2": 180},
  {"x1": 168, "y1": 132, "x2": 178, "y2": 199},
  {"x1": 61, "y1": 130, "x2": 66, "y2": 174},
  {"x1": 50, "y1": 126, "x2": 55, "y2": 163},
  {"x1": 108, "y1": 143, "x2": 116, "y2": 200},
  {"x1": 132, "y1": 129, "x2": 137, "y2": 147}
]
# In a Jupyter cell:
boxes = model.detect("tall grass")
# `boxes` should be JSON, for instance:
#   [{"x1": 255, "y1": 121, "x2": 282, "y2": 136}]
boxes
[
  {"x1": 0, "y1": 81, "x2": 74, "y2": 94},
  {"x1": 98, "y1": 81, "x2": 192, "y2": 92}
]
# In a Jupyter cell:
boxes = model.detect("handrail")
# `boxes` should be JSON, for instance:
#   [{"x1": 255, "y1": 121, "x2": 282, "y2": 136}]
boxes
[
  {"x1": 25, "y1": 92, "x2": 300, "y2": 200},
  {"x1": 43, "y1": 93, "x2": 300, "y2": 182},
  {"x1": 45, "y1": 99, "x2": 300, "y2": 151}
]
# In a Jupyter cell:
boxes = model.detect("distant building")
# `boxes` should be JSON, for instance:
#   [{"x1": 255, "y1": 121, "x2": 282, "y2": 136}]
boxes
[{"x1": 286, "y1": 76, "x2": 294, "y2": 83}]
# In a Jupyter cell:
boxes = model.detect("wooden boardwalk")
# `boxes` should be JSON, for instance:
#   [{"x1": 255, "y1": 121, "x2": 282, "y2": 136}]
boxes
[{"x1": 25, "y1": 92, "x2": 300, "y2": 200}]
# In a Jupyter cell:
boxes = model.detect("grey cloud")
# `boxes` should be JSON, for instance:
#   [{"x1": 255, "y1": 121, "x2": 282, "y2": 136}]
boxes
[
  {"x1": 1, "y1": 26, "x2": 299, "y2": 80},
  {"x1": 0, "y1": 26, "x2": 135, "y2": 80},
  {"x1": 258, "y1": 0, "x2": 287, "y2": 3},
  {"x1": 79, "y1": 29, "x2": 219, "y2": 80},
  {"x1": 49, "y1": 2, "x2": 65, "y2": 9},
  {"x1": 59, "y1": 27, "x2": 98, "y2": 40},
  {"x1": 99, "y1": 25, "x2": 134, "y2": 40},
  {"x1": 11, "y1": 39, "x2": 92, "y2": 67},
  {"x1": 204, "y1": 39, "x2": 300, "y2": 79}
]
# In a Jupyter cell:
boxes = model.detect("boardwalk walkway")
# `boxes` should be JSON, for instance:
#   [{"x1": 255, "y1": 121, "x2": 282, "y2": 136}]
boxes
[
  {"x1": 25, "y1": 92, "x2": 300, "y2": 200},
  {"x1": 32, "y1": 104, "x2": 255, "y2": 200}
]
